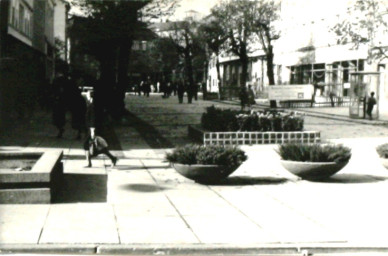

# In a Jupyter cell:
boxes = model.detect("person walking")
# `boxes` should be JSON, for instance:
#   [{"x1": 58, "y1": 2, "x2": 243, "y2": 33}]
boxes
[
  {"x1": 83, "y1": 128, "x2": 118, "y2": 168},
  {"x1": 247, "y1": 84, "x2": 256, "y2": 109},
  {"x1": 143, "y1": 77, "x2": 151, "y2": 97},
  {"x1": 239, "y1": 85, "x2": 249, "y2": 111},
  {"x1": 366, "y1": 91, "x2": 377, "y2": 120},
  {"x1": 177, "y1": 79, "x2": 185, "y2": 104}
]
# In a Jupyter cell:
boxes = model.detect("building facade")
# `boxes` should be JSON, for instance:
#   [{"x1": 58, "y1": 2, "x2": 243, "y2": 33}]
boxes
[
  {"x1": 0, "y1": 0, "x2": 61, "y2": 128},
  {"x1": 207, "y1": 0, "x2": 388, "y2": 108}
]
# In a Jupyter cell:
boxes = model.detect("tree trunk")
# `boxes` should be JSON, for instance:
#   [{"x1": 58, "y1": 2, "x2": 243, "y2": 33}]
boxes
[
  {"x1": 116, "y1": 40, "x2": 132, "y2": 120},
  {"x1": 216, "y1": 55, "x2": 222, "y2": 100},
  {"x1": 263, "y1": 27, "x2": 277, "y2": 108},
  {"x1": 185, "y1": 50, "x2": 194, "y2": 103},
  {"x1": 240, "y1": 55, "x2": 248, "y2": 89},
  {"x1": 96, "y1": 46, "x2": 115, "y2": 127}
]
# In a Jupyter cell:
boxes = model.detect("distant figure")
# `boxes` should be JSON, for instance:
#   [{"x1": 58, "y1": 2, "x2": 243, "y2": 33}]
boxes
[
  {"x1": 329, "y1": 91, "x2": 336, "y2": 107},
  {"x1": 138, "y1": 81, "x2": 144, "y2": 96},
  {"x1": 367, "y1": 91, "x2": 377, "y2": 120},
  {"x1": 143, "y1": 77, "x2": 151, "y2": 97},
  {"x1": 247, "y1": 84, "x2": 256, "y2": 109},
  {"x1": 52, "y1": 72, "x2": 67, "y2": 138},
  {"x1": 239, "y1": 85, "x2": 249, "y2": 111},
  {"x1": 83, "y1": 128, "x2": 118, "y2": 168},
  {"x1": 171, "y1": 82, "x2": 177, "y2": 96},
  {"x1": 177, "y1": 80, "x2": 185, "y2": 104}
]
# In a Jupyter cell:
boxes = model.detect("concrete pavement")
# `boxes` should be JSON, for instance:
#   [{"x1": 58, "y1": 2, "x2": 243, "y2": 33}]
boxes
[{"x1": 1, "y1": 95, "x2": 388, "y2": 254}]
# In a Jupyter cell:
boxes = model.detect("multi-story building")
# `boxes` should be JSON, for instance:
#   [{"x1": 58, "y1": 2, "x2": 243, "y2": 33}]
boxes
[{"x1": 0, "y1": 0, "x2": 64, "y2": 128}]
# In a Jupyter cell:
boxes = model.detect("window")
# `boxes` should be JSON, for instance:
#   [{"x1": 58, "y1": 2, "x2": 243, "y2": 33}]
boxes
[{"x1": 19, "y1": 4, "x2": 24, "y2": 31}]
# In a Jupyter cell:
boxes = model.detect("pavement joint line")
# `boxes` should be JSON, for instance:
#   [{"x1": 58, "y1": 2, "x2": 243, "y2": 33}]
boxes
[
  {"x1": 37, "y1": 205, "x2": 52, "y2": 245},
  {"x1": 208, "y1": 186, "x2": 281, "y2": 242},
  {"x1": 144, "y1": 159, "x2": 203, "y2": 244},
  {"x1": 111, "y1": 204, "x2": 122, "y2": 244}
]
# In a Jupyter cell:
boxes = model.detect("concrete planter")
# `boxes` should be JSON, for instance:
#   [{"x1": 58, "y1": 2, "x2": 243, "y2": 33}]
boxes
[
  {"x1": 380, "y1": 158, "x2": 388, "y2": 170},
  {"x1": 0, "y1": 150, "x2": 63, "y2": 203},
  {"x1": 280, "y1": 160, "x2": 349, "y2": 181},
  {"x1": 171, "y1": 163, "x2": 237, "y2": 184},
  {"x1": 188, "y1": 125, "x2": 320, "y2": 145}
]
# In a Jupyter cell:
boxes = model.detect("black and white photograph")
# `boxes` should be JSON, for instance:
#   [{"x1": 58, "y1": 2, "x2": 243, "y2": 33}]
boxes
[{"x1": 1, "y1": 0, "x2": 388, "y2": 255}]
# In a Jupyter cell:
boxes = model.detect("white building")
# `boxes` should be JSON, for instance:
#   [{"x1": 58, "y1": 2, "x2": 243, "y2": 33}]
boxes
[{"x1": 207, "y1": 0, "x2": 388, "y2": 108}]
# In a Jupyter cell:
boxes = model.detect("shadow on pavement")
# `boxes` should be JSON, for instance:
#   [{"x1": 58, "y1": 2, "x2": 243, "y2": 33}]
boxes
[
  {"x1": 120, "y1": 183, "x2": 170, "y2": 192},
  {"x1": 123, "y1": 111, "x2": 174, "y2": 148},
  {"x1": 210, "y1": 176, "x2": 290, "y2": 186},
  {"x1": 311, "y1": 174, "x2": 388, "y2": 184}
]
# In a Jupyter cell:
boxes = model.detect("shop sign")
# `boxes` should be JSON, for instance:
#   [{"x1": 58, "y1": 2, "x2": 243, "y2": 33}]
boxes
[{"x1": 268, "y1": 84, "x2": 313, "y2": 100}]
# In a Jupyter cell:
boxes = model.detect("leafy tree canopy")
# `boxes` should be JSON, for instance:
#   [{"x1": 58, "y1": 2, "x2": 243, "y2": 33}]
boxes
[{"x1": 333, "y1": 0, "x2": 388, "y2": 61}]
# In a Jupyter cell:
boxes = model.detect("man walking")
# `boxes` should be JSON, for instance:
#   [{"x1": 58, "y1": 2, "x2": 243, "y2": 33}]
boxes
[{"x1": 366, "y1": 91, "x2": 377, "y2": 120}]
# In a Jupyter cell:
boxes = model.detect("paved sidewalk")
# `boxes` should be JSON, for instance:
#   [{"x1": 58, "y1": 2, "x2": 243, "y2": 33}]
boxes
[{"x1": 1, "y1": 96, "x2": 388, "y2": 254}]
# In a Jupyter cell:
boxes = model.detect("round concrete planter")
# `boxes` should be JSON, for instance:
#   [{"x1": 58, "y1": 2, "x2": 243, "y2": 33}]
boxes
[
  {"x1": 280, "y1": 160, "x2": 349, "y2": 181},
  {"x1": 171, "y1": 163, "x2": 237, "y2": 184},
  {"x1": 380, "y1": 158, "x2": 388, "y2": 170}
]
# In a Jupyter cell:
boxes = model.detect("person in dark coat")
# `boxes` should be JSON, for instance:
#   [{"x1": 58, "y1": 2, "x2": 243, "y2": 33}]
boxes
[
  {"x1": 367, "y1": 91, "x2": 377, "y2": 120},
  {"x1": 247, "y1": 84, "x2": 256, "y2": 109},
  {"x1": 177, "y1": 79, "x2": 185, "y2": 104},
  {"x1": 143, "y1": 77, "x2": 151, "y2": 97},
  {"x1": 239, "y1": 85, "x2": 249, "y2": 111}
]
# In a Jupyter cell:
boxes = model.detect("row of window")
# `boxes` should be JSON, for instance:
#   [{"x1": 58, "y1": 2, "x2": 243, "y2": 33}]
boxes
[{"x1": 9, "y1": 1, "x2": 33, "y2": 38}]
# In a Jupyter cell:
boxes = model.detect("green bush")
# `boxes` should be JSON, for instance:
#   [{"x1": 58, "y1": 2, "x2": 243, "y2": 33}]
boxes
[
  {"x1": 201, "y1": 106, "x2": 304, "y2": 132},
  {"x1": 376, "y1": 143, "x2": 388, "y2": 158},
  {"x1": 166, "y1": 144, "x2": 247, "y2": 167},
  {"x1": 276, "y1": 143, "x2": 352, "y2": 163},
  {"x1": 201, "y1": 106, "x2": 240, "y2": 132}
]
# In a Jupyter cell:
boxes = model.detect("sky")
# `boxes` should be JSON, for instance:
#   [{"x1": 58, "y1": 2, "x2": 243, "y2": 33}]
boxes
[
  {"x1": 69, "y1": 0, "x2": 220, "y2": 21},
  {"x1": 171, "y1": 0, "x2": 220, "y2": 20}
]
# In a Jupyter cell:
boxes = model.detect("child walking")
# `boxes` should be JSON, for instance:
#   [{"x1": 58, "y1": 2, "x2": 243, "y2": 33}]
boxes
[{"x1": 83, "y1": 128, "x2": 118, "y2": 167}]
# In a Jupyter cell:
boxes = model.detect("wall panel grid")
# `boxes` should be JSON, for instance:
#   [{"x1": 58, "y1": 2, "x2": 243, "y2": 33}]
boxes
[{"x1": 204, "y1": 131, "x2": 320, "y2": 145}]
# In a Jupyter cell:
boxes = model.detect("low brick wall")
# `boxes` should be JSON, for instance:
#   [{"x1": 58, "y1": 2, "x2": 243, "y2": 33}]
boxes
[{"x1": 189, "y1": 125, "x2": 320, "y2": 145}]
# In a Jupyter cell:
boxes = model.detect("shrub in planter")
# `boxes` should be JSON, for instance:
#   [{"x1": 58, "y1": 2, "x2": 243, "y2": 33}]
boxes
[
  {"x1": 237, "y1": 110, "x2": 304, "y2": 132},
  {"x1": 201, "y1": 106, "x2": 240, "y2": 132},
  {"x1": 277, "y1": 143, "x2": 351, "y2": 180},
  {"x1": 166, "y1": 144, "x2": 247, "y2": 183},
  {"x1": 376, "y1": 143, "x2": 388, "y2": 169},
  {"x1": 376, "y1": 143, "x2": 388, "y2": 159}
]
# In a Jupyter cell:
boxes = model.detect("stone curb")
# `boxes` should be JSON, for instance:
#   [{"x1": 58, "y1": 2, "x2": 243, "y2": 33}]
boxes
[{"x1": 1, "y1": 244, "x2": 388, "y2": 255}]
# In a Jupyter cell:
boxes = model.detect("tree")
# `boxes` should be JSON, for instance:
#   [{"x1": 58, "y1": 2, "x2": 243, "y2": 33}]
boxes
[
  {"x1": 251, "y1": 0, "x2": 279, "y2": 85},
  {"x1": 251, "y1": 0, "x2": 280, "y2": 108},
  {"x1": 211, "y1": 0, "x2": 280, "y2": 106},
  {"x1": 333, "y1": 0, "x2": 388, "y2": 68},
  {"x1": 212, "y1": 0, "x2": 257, "y2": 95},
  {"x1": 198, "y1": 18, "x2": 228, "y2": 98},
  {"x1": 169, "y1": 20, "x2": 203, "y2": 103},
  {"x1": 69, "y1": 0, "x2": 178, "y2": 122}
]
